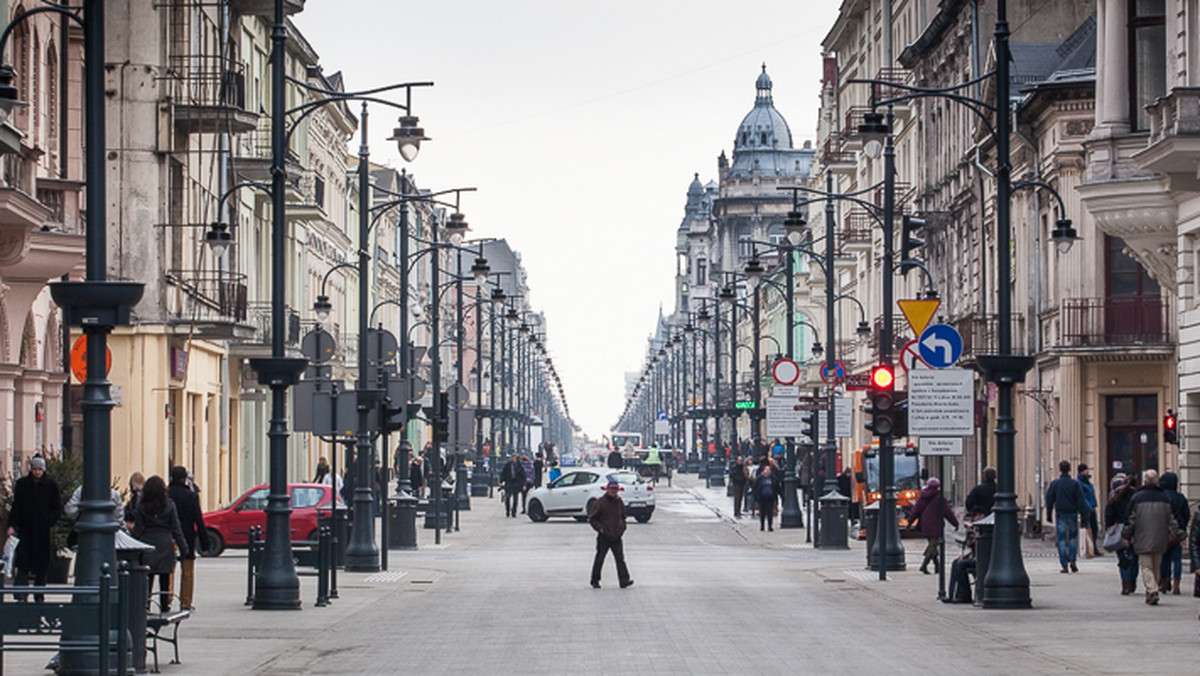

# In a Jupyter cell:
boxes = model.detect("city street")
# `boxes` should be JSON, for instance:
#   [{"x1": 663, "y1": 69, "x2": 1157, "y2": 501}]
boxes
[{"x1": 8, "y1": 472, "x2": 1194, "y2": 675}]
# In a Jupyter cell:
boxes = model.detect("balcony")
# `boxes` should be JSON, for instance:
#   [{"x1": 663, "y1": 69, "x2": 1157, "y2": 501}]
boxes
[
  {"x1": 1061, "y1": 296, "x2": 1171, "y2": 348},
  {"x1": 840, "y1": 211, "x2": 875, "y2": 251},
  {"x1": 953, "y1": 313, "x2": 1028, "y2": 362},
  {"x1": 822, "y1": 134, "x2": 857, "y2": 176},
  {"x1": 169, "y1": 56, "x2": 258, "y2": 135},
  {"x1": 233, "y1": 301, "x2": 303, "y2": 357},
  {"x1": 230, "y1": 128, "x2": 305, "y2": 200},
  {"x1": 839, "y1": 106, "x2": 874, "y2": 153},
  {"x1": 871, "y1": 67, "x2": 912, "y2": 121},
  {"x1": 165, "y1": 270, "x2": 255, "y2": 340},
  {"x1": 229, "y1": 0, "x2": 305, "y2": 16},
  {"x1": 1136, "y1": 87, "x2": 1200, "y2": 176}
]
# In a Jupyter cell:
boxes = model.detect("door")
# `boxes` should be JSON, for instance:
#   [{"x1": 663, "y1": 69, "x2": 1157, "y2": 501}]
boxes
[
  {"x1": 1105, "y1": 395, "x2": 1159, "y2": 489},
  {"x1": 1105, "y1": 236, "x2": 1162, "y2": 342}
]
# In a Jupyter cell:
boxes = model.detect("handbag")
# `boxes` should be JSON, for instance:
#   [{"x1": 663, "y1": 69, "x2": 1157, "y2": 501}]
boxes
[
  {"x1": 1, "y1": 534, "x2": 19, "y2": 577},
  {"x1": 1101, "y1": 524, "x2": 1123, "y2": 553}
]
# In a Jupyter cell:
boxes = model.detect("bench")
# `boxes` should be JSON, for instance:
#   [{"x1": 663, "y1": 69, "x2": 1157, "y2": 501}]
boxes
[
  {"x1": 0, "y1": 563, "x2": 131, "y2": 676},
  {"x1": 145, "y1": 608, "x2": 190, "y2": 673}
]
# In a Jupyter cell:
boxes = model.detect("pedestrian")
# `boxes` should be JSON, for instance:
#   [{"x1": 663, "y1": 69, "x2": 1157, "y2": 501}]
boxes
[
  {"x1": 752, "y1": 464, "x2": 782, "y2": 532},
  {"x1": 132, "y1": 475, "x2": 189, "y2": 612},
  {"x1": 312, "y1": 457, "x2": 330, "y2": 484},
  {"x1": 533, "y1": 455, "x2": 545, "y2": 489},
  {"x1": 964, "y1": 467, "x2": 997, "y2": 518},
  {"x1": 409, "y1": 454, "x2": 424, "y2": 498},
  {"x1": 606, "y1": 446, "x2": 623, "y2": 470},
  {"x1": 548, "y1": 462, "x2": 562, "y2": 484},
  {"x1": 1121, "y1": 469, "x2": 1184, "y2": 605},
  {"x1": 1190, "y1": 500, "x2": 1200, "y2": 598},
  {"x1": 1045, "y1": 459, "x2": 1086, "y2": 573},
  {"x1": 64, "y1": 483, "x2": 125, "y2": 528},
  {"x1": 746, "y1": 459, "x2": 760, "y2": 518},
  {"x1": 168, "y1": 466, "x2": 210, "y2": 611},
  {"x1": 837, "y1": 467, "x2": 857, "y2": 524},
  {"x1": 1076, "y1": 464, "x2": 1099, "y2": 558},
  {"x1": 728, "y1": 456, "x2": 747, "y2": 518},
  {"x1": 1105, "y1": 474, "x2": 1139, "y2": 595},
  {"x1": 519, "y1": 454, "x2": 535, "y2": 514},
  {"x1": 1156, "y1": 471, "x2": 1189, "y2": 595},
  {"x1": 908, "y1": 477, "x2": 958, "y2": 574},
  {"x1": 125, "y1": 472, "x2": 145, "y2": 528},
  {"x1": 5, "y1": 456, "x2": 62, "y2": 601},
  {"x1": 644, "y1": 446, "x2": 662, "y2": 484},
  {"x1": 500, "y1": 455, "x2": 525, "y2": 518},
  {"x1": 588, "y1": 478, "x2": 633, "y2": 589}
]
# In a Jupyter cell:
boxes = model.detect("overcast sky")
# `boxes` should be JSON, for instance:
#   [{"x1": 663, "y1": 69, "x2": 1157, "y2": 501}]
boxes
[{"x1": 293, "y1": 1, "x2": 843, "y2": 441}]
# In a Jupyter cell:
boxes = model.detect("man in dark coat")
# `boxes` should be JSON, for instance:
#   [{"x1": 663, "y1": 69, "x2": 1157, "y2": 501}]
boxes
[
  {"x1": 588, "y1": 479, "x2": 632, "y2": 589},
  {"x1": 6, "y1": 456, "x2": 62, "y2": 601},
  {"x1": 728, "y1": 456, "x2": 747, "y2": 518},
  {"x1": 168, "y1": 466, "x2": 210, "y2": 611},
  {"x1": 500, "y1": 455, "x2": 524, "y2": 518},
  {"x1": 965, "y1": 467, "x2": 997, "y2": 517},
  {"x1": 1122, "y1": 469, "x2": 1184, "y2": 605},
  {"x1": 606, "y1": 447, "x2": 624, "y2": 470},
  {"x1": 751, "y1": 464, "x2": 782, "y2": 532},
  {"x1": 1045, "y1": 459, "x2": 1087, "y2": 573}
]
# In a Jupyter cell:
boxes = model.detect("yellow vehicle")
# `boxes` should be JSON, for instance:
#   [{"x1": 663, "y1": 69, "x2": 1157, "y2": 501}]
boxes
[{"x1": 852, "y1": 442, "x2": 922, "y2": 539}]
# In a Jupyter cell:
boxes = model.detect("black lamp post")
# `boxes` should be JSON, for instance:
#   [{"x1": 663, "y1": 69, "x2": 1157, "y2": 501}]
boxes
[{"x1": 1, "y1": 2, "x2": 143, "y2": 668}]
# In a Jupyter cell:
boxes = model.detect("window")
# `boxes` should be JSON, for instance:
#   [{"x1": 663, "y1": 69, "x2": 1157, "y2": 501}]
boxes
[
  {"x1": 1129, "y1": 0, "x2": 1166, "y2": 131},
  {"x1": 696, "y1": 258, "x2": 707, "y2": 286},
  {"x1": 314, "y1": 175, "x2": 325, "y2": 209},
  {"x1": 290, "y1": 486, "x2": 325, "y2": 509},
  {"x1": 238, "y1": 488, "x2": 269, "y2": 511},
  {"x1": 1106, "y1": 235, "x2": 1160, "y2": 297}
]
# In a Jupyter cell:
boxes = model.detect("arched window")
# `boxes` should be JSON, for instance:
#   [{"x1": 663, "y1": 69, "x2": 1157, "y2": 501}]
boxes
[{"x1": 46, "y1": 42, "x2": 58, "y2": 162}]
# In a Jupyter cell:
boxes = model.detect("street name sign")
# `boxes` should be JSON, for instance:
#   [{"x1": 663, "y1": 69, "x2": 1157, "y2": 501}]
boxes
[{"x1": 909, "y1": 369, "x2": 974, "y2": 436}]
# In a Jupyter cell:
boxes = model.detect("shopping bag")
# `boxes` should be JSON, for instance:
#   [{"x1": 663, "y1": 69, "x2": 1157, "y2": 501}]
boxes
[{"x1": 1, "y1": 534, "x2": 19, "y2": 577}]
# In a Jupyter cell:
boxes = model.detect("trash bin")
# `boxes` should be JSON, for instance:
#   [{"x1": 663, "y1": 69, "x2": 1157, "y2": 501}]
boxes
[
  {"x1": 115, "y1": 530, "x2": 153, "y2": 672},
  {"x1": 862, "y1": 500, "x2": 880, "y2": 570},
  {"x1": 388, "y1": 493, "x2": 418, "y2": 549},
  {"x1": 706, "y1": 460, "x2": 725, "y2": 488},
  {"x1": 423, "y1": 482, "x2": 453, "y2": 530},
  {"x1": 972, "y1": 513, "x2": 995, "y2": 607},
  {"x1": 318, "y1": 508, "x2": 350, "y2": 567},
  {"x1": 817, "y1": 490, "x2": 850, "y2": 550},
  {"x1": 470, "y1": 465, "x2": 489, "y2": 497}
]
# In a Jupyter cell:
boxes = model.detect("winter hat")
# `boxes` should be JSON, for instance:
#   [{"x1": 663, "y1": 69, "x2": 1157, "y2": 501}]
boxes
[
  {"x1": 926, "y1": 477, "x2": 940, "y2": 489},
  {"x1": 30, "y1": 456, "x2": 46, "y2": 471},
  {"x1": 1111, "y1": 475, "x2": 1126, "y2": 489}
]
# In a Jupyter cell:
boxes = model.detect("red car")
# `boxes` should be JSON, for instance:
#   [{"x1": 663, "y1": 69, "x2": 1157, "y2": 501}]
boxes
[{"x1": 201, "y1": 483, "x2": 339, "y2": 556}]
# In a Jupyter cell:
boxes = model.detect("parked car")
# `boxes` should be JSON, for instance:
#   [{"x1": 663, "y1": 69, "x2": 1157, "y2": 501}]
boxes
[
  {"x1": 201, "y1": 483, "x2": 340, "y2": 556},
  {"x1": 526, "y1": 470, "x2": 654, "y2": 523}
]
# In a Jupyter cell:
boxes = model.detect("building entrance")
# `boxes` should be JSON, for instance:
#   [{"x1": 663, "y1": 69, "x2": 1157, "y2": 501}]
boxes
[{"x1": 1104, "y1": 394, "x2": 1158, "y2": 489}]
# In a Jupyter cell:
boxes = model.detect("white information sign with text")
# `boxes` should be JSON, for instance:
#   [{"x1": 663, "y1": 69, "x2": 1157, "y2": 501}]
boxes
[{"x1": 909, "y1": 369, "x2": 974, "y2": 436}]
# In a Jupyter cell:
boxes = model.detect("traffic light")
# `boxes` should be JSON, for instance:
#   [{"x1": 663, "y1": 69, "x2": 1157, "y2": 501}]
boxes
[
  {"x1": 802, "y1": 412, "x2": 816, "y2": 442},
  {"x1": 870, "y1": 365, "x2": 896, "y2": 436},
  {"x1": 900, "y1": 215, "x2": 926, "y2": 276},
  {"x1": 1164, "y1": 410, "x2": 1178, "y2": 445},
  {"x1": 893, "y1": 391, "x2": 909, "y2": 438}
]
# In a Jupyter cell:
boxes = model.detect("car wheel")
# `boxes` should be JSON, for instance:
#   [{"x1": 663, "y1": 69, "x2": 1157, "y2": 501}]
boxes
[
  {"x1": 305, "y1": 529, "x2": 320, "y2": 543},
  {"x1": 634, "y1": 514, "x2": 651, "y2": 523},
  {"x1": 201, "y1": 529, "x2": 224, "y2": 557},
  {"x1": 528, "y1": 500, "x2": 548, "y2": 522}
]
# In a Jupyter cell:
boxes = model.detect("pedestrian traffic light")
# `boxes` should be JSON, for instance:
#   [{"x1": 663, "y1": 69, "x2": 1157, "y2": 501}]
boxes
[
  {"x1": 1163, "y1": 410, "x2": 1178, "y2": 445},
  {"x1": 802, "y1": 413, "x2": 816, "y2": 442},
  {"x1": 870, "y1": 365, "x2": 896, "y2": 436},
  {"x1": 900, "y1": 215, "x2": 926, "y2": 276}
]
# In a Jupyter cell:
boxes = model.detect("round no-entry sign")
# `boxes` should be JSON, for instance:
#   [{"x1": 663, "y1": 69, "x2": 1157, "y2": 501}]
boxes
[{"x1": 772, "y1": 358, "x2": 800, "y2": 385}]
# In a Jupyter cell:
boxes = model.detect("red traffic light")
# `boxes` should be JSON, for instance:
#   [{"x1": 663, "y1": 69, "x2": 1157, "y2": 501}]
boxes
[
  {"x1": 871, "y1": 365, "x2": 895, "y2": 389},
  {"x1": 1165, "y1": 415, "x2": 1176, "y2": 429}
]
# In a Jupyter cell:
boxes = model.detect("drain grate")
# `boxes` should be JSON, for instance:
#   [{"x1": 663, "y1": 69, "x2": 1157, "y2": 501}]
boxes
[{"x1": 363, "y1": 571, "x2": 408, "y2": 583}]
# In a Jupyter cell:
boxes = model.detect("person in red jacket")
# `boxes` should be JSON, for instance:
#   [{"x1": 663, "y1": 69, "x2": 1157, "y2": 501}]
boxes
[
  {"x1": 908, "y1": 477, "x2": 959, "y2": 574},
  {"x1": 588, "y1": 479, "x2": 633, "y2": 589}
]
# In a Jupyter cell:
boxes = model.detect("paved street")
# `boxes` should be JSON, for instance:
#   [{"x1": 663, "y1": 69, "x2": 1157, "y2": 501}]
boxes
[{"x1": 7, "y1": 472, "x2": 1196, "y2": 675}]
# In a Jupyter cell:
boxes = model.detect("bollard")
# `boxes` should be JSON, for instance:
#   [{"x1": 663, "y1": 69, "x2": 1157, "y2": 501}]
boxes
[
  {"x1": 115, "y1": 530, "x2": 152, "y2": 671},
  {"x1": 863, "y1": 501, "x2": 880, "y2": 570},
  {"x1": 245, "y1": 525, "x2": 262, "y2": 606},
  {"x1": 315, "y1": 526, "x2": 331, "y2": 607}
]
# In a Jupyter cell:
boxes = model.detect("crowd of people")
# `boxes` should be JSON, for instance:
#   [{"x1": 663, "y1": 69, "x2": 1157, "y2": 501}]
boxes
[{"x1": 3, "y1": 455, "x2": 209, "y2": 613}]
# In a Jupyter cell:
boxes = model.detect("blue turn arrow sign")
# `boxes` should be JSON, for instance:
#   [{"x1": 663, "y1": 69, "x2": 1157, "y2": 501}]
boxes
[{"x1": 917, "y1": 323, "x2": 963, "y2": 368}]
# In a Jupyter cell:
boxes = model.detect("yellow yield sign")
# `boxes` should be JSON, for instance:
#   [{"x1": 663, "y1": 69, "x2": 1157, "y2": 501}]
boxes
[{"x1": 898, "y1": 299, "x2": 940, "y2": 335}]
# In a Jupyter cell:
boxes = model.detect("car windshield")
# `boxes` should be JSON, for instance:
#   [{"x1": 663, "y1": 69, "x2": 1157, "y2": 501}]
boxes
[{"x1": 607, "y1": 472, "x2": 642, "y2": 485}]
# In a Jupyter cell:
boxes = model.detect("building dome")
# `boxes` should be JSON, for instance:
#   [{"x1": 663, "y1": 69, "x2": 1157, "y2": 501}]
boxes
[{"x1": 733, "y1": 64, "x2": 793, "y2": 154}]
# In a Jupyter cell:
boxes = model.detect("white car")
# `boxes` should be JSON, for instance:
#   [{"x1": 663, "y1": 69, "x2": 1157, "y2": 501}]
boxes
[{"x1": 526, "y1": 470, "x2": 655, "y2": 523}]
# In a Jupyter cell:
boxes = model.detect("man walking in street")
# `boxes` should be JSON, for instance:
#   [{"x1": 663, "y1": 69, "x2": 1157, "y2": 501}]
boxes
[
  {"x1": 169, "y1": 466, "x2": 210, "y2": 611},
  {"x1": 1076, "y1": 464, "x2": 1099, "y2": 558},
  {"x1": 606, "y1": 445, "x2": 623, "y2": 470},
  {"x1": 5, "y1": 456, "x2": 61, "y2": 602},
  {"x1": 500, "y1": 454, "x2": 524, "y2": 518},
  {"x1": 1045, "y1": 459, "x2": 1086, "y2": 573},
  {"x1": 1123, "y1": 469, "x2": 1185, "y2": 605},
  {"x1": 588, "y1": 479, "x2": 632, "y2": 589}
]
